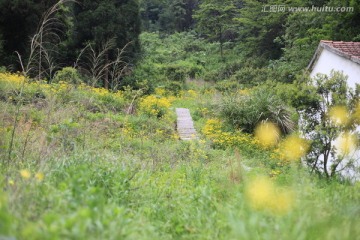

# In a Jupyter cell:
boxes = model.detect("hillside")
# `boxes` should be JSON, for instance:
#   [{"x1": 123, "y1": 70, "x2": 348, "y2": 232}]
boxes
[
  {"x1": 1, "y1": 0, "x2": 360, "y2": 239},
  {"x1": 0, "y1": 64, "x2": 359, "y2": 239}
]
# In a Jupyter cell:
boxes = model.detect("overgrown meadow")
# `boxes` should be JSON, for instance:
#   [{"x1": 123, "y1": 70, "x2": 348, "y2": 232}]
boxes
[{"x1": 1, "y1": 33, "x2": 360, "y2": 240}]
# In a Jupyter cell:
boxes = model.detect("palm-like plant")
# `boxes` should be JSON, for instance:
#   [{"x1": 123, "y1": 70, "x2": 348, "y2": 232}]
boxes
[{"x1": 220, "y1": 88, "x2": 295, "y2": 134}]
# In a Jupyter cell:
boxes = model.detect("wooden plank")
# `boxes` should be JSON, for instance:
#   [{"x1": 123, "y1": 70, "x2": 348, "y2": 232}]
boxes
[{"x1": 176, "y1": 108, "x2": 198, "y2": 140}]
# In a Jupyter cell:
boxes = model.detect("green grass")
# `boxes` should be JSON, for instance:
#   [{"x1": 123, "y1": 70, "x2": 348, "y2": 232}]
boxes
[{"x1": 0, "y1": 33, "x2": 359, "y2": 239}]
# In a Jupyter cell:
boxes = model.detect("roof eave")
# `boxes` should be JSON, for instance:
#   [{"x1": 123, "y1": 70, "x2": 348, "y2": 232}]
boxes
[{"x1": 307, "y1": 43, "x2": 324, "y2": 72}]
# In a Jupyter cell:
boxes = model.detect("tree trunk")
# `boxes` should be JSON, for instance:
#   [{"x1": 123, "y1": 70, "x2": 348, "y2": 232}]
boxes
[{"x1": 323, "y1": 143, "x2": 331, "y2": 178}]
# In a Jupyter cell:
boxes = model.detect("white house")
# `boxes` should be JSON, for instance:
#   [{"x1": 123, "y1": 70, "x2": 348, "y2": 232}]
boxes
[
  {"x1": 308, "y1": 40, "x2": 360, "y2": 89},
  {"x1": 307, "y1": 40, "x2": 360, "y2": 181}
]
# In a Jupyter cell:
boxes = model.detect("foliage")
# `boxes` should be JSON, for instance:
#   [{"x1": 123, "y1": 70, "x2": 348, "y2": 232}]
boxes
[
  {"x1": 0, "y1": 0, "x2": 59, "y2": 68},
  {"x1": 300, "y1": 71, "x2": 360, "y2": 178},
  {"x1": 139, "y1": 0, "x2": 198, "y2": 33},
  {"x1": 194, "y1": 0, "x2": 239, "y2": 58},
  {"x1": 138, "y1": 94, "x2": 173, "y2": 118},
  {"x1": 219, "y1": 87, "x2": 295, "y2": 134},
  {"x1": 229, "y1": 67, "x2": 286, "y2": 87},
  {"x1": 1, "y1": 0, "x2": 360, "y2": 237},
  {"x1": 70, "y1": 0, "x2": 141, "y2": 88},
  {"x1": 202, "y1": 118, "x2": 259, "y2": 150},
  {"x1": 164, "y1": 60, "x2": 203, "y2": 82},
  {"x1": 0, "y1": 69, "x2": 359, "y2": 239},
  {"x1": 0, "y1": 72, "x2": 126, "y2": 112},
  {"x1": 235, "y1": 0, "x2": 286, "y2": 61},
  {"x1": 52, "y1": 67, "x2": 82, "y2": 85}
]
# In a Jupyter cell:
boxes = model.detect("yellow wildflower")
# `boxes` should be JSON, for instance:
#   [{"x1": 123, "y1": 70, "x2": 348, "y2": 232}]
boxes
[
  {"x1": 187, "y1": 89, "x2": 197, "y2": 98},
  {"x1": 20, "y1": 169, "x2": 31, "y2": 179},
  {"x1": 328, "y1": 105, "x2": 349, "y2": 126},
  {"x1": 245, "y1": 176, "x2": 294, "y2": 215},
  {"x1": 139, "y1": 95, "x2": 172, "y2": 118},
  {"x1": 246, "y1": 176, "x2": 273, "y2": 210},
  {"x1": 255, "y1": 122, "x2": 280, "y2": 147},
  {"x1": 155, "y1": 87, "x2": 166, "y2": 96},
  {"x1": 238, "y1": 89, "x2": 250, "y2": 95},
  {"x1": 279, "y1": 135, "x2": 309, "y2": 161},
  {"x1": 35, "y1": 172, "x2": 45, "y2": 182}
]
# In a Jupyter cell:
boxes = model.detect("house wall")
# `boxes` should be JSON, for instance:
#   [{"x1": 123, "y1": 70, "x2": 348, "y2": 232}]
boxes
[{"x1": 310, "y1": 48, "x2": 360, "y2": 89}]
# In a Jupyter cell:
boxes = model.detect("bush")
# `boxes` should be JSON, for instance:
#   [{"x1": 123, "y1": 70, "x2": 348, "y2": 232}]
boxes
[
  {"x1": 0, "y1": 72, "x2": 46, "y2": 104},
  {"x1": 164, "y1": 81, "x2": 183, "y2": 96},
  {"x1": 164, "y1": 61, "x2": 203, "y2": 82},
  {"x1": 138, "y1": 95, "x2": 172, "y2": 118},
  {"x1": 52, "y1": 67, "x2": 82, "y2": 85},
  {"x1": 229, "y1": 67, "x2": 271, "y2": 87},
  {"x1": 219, "y1": 88, "x2": 295, "y2": 134},
  {"x1": 214, "y1": 80, "x2": 241, "y2": 92}
]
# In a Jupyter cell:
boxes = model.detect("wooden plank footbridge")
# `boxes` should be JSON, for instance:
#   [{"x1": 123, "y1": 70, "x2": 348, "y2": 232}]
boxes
[{"x1": 175, "y1": 108, "x2": 198, "y2": 140}]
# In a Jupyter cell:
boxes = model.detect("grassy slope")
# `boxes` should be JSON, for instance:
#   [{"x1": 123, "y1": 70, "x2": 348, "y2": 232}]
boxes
[{"x1": 0, "y1": 35, "x2": 360, "y2": 239}]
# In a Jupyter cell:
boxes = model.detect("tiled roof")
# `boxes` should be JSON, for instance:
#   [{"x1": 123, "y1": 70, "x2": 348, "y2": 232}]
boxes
[
  {"x1": 320, "y1": 40, "x2": 360, "y2": 64},
  {"x1": 308, "y1": 40, "x2": 360, "y2": 70}
]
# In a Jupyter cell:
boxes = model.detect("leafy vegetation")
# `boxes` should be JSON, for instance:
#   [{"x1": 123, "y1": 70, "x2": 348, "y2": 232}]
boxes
[
  {"x1": 301, "y1": 71, "x2": 360, "y2": 178},
  {"x1": 1, "y1": 0, "x2": 360, "y2": 239},
  {"x1": 1, "y1": 66, "x2": 359, "y2": 239}
]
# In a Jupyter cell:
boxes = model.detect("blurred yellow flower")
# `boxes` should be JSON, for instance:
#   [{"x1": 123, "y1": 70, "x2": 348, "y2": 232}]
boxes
[
  {"x1": 20, "y1": 169, "x2": 31, "y2": 179},
  {"x1": 270, "y1": 189, "x2": 294, "y2": 215},
  {"x1": 245, "y1": 176, "x2": 294, "y2": 215},
  {"x1": 279, "y1": 135, "x2": 309, "y2": 161},
  {"x1": 246, "y1": 176, "x2": 273, "y2": 210},
  {"x1": 35, "y1": 172, "x2": 44, "y2": 182},
  {"x1": 255, "y1": 122, "x2": 280, "y2": 147},
  {"x1": 328, "y1": 105, "x2": 349, "y2": 126},
  {"x1": 336, "y1": 132, "x2": 357, "y2": 156}
]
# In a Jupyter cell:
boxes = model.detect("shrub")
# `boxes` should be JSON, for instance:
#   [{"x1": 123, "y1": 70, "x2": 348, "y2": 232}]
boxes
[
  {"x1": 202, "y1": 118, "x2": 258, "y2": 150},
  {"x1": 138, "y1": 95, "x2": 172, "y2": 118},
  {"x1": 229, "y1": 67, "x2": 271, "y2": 87},
  {"x1": 0, "y1": 72, "x2": 46, "y2": 104},
  {"x1": 219, "y1": 88, "x2": 295, "y2": 134},
  {"x1": 52, "y1": 67, "x2": 82, "y2": 85},
  {"x1": 214, "y1": 80, "x2": 241, "y2": 92},
  {"x1": 164, "y1": 81, "x2": 183, "y2": 96},
  {"x1": 164, "y1": 61, "x2": 203, "y2": 82}
]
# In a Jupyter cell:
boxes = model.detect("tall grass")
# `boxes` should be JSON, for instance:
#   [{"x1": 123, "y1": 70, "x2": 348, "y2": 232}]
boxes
[{"x1": 0, "y1": 67, "x2": 359, "y2": 239}]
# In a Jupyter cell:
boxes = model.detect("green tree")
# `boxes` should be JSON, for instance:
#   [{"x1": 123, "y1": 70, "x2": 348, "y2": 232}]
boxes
[
  {"x1": 71, "y1": 0, "x2": 141, "y2": 88},
  {"x1": 139, "y1": 0, "x2": 164, "y2": 31},
  {"x1": 140, "y1": 0, "x2": 198, "y2": 33},
  {"x1": 0, "y1": 0, "x2": 58, "y2": 69},
  {"x1": 269, "y1": 0, "x2": 360, "y2": 81},
  {"x1": 300, "y1": 71, "x2": 360, "y2": 178},
  {"x1": 194, "y1": 0, "x2": 239, "y2": 59},
  {"x1": 235, "y1": 0, "x2": 291, "y2": 63},
  {"x1": 159, "y1": 0, "x2": 187, "y2": 32}
]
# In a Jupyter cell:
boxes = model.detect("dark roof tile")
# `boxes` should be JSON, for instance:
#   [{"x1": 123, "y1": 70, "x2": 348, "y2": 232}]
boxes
[{"x1": 320, "y1": 40, "x2": 360, "y2": 60}]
